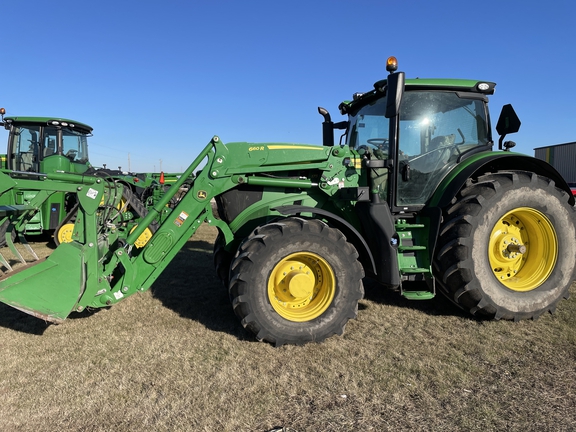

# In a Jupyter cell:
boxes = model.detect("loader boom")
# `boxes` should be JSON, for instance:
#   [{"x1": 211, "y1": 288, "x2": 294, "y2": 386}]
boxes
[{"x1": 0, "y1": 135, "x2": 347, "y2": 319}]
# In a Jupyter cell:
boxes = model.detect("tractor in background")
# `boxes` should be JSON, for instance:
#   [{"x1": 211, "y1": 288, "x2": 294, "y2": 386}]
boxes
[{"x1": 0, "y1": 109, "x2": 185, "y2": 244}]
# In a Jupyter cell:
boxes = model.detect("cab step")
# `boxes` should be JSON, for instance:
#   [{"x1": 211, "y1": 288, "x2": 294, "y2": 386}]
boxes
[
  {"x1": 400, "y1": 277, "x2": 436, "y2": 300},
  {"x1": 401, "y1": 290, "x2": 435, "y2": 300},
  {"x1": 400, "y1": 267, "x2": 430, "y2": 275},
  {"x1": 396, "y1": 218, "x2": 435, "y2": 298},
  {"x1": 398, "y1": 245, "x2": 426, "y2": 252},
  {"x1": 396, "y1": 223, "x2": 425, "y2": 229}
]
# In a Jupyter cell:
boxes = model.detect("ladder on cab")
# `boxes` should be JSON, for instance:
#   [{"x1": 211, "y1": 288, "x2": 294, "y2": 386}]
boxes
[{"x1": 395, "y1": 219, "x2": 435, "y2": 300}]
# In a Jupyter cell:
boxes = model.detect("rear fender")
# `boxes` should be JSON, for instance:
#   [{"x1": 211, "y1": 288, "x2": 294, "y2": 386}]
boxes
[
  {"x1": 423, "y1": 153, "x2": 574, "y2": 261},
  {"x1": 430, "y1": 153, "x2": 574, "y2": 209}
]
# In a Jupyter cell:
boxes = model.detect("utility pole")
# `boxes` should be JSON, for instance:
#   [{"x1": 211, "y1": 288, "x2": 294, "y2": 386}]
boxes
[{"x1": 128, "y1": 153, "x2": 131, "y2": 172}]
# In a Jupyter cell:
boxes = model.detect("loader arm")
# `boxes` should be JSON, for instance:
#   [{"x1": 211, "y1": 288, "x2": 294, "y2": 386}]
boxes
[
  {"x1": 0, "y1": 135, "x2": 353, "y2": 324},
  {"x1": 0, "y1": 137, "x2": 234, "y2": 318},
  {"x1": 92, "y1": 136, "x2": 340, "y2": 307}
]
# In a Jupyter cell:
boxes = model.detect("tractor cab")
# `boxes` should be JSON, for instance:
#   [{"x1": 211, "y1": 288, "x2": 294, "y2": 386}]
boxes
[
  {"x1": 0, "y1": 112, "x2": 92, "y2": 174},
  {"x1": 342, "y1": 71, "x2": 496, "y2": 209}
]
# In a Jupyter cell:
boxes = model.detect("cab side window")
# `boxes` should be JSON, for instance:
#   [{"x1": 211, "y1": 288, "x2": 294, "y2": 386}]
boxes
[{"x1": 12, "y1": 126, "x2": 40, "y2": 171}]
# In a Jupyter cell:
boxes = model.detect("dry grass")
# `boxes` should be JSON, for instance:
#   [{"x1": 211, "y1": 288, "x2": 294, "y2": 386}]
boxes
[{"x1": 0, "y1": 224, "x2": 575, "y2": 431}]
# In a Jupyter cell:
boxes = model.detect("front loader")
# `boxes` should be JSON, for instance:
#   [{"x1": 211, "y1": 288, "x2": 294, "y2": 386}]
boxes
[{"x1": 0, "y1": 57, "x2": 573, "y2": 346}]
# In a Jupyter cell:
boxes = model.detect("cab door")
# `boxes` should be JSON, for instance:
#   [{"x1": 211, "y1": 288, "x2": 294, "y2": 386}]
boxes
[{"x1": 9, "y1": 125, "x2": 41, "y2": 172}]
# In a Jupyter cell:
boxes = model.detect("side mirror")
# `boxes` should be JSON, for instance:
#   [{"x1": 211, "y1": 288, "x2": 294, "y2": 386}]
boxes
[
  {"x1": 318, "y1": 107, "x2": 334, "y2": 147},
  {"x1": 385, "y1": 72, "x2": 405, "y2": 118},
  {"x1": 496, "y1": 104, "x2": 521, "y2": 150}
]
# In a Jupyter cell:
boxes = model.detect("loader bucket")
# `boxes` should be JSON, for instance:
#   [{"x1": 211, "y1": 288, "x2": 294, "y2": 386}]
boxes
[{"x1": 0, "y1": 242, "x2": 85, "y2": 323}]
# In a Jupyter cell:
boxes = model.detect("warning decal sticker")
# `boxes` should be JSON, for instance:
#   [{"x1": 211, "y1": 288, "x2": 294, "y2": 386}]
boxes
[
  {"x1": 174, "y1": 211, "x2": 189, "y2": 227},
  {"x1": 86, "y1": 188, "x2": 99, "y2": 199}
]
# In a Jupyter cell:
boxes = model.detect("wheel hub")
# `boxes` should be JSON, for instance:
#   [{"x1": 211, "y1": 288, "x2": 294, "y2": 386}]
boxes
[
  {"x1": 57, "y1": 223, "x2": 76, "y2": 244},
  {"x1": 268, "y1": 252, "x2": 335, "y2": 322},
  {"x1": 489, "y1": 207, "x2": 557, "y2": 291},
  {"x1": 287, "y1": 271, "x2": 314, "y2": 298}
]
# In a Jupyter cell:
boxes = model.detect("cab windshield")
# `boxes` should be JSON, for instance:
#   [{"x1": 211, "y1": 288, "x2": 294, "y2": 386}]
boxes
[
  {"x1": 397, "y1": 91, "x2": 489, "y2": 205},
  {"x1": 347, "y1": 91, "x2": 490, "y2": 206},
  {"x1": 9, "y1": 124, "x2": 90, "y2": 171},
  {"x1": 51, "y1": 127, "x2": 90, "y2": 163}
]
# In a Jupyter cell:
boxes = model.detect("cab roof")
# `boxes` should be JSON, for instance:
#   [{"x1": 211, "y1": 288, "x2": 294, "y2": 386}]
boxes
[
  {"x1": 340, "y1": 77, "x2": 496, "y2": 115},
  {"x1": 402, "y1": 78, "x2": 494, "y2": 93},
  {"x1": 3, "y1": 116, "x2": 93, "y2": 134}
]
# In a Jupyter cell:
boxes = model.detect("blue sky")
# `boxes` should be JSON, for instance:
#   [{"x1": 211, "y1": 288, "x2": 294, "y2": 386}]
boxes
[{"x1": 1, "y1": 0, "x2": 574, "y2": 173}]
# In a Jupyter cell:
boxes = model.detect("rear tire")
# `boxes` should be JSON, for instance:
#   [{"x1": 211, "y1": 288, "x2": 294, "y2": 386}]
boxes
[
  {"x1": 435, "y1": 171, "x2": 576, "y2": 320},
  {"x1": 229, "y1": 217, "x2": 364, "y2": 346}
]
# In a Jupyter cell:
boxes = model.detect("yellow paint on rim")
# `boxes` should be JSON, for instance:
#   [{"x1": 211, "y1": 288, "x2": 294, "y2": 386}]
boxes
[
  {"x1": 99, "y1": 196, "x2": 128, "y2": 211},
  {"x1": 268, "y1": 252, "x2": 335, "y2": 322},
  {"x1": 267, "y1": 145, "x2": 325, "y2": 151},
  {"x1": 488, "y1": 207, "x2": 557, "y2": 291},
  {"x1": 56, "y1": 223, "x2": 75, "y2": 244}
]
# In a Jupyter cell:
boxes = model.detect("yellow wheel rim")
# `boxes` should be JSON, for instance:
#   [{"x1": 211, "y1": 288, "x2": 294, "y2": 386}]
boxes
[
  {"x1": 268, "y1": 252, "x2": 335, "y2": 322},
  {"x1": 129, "y1": 225, "x2": 154, "y2": 249},
  {"x1": 117, "y1": 197, "x2": 128, "y2": 211},
  {"x1": 99, "y1": 196, "x2": 128, "y2": 211},
  {"x1": 57, "y1": 223, "x2": 75, "y2": 244},
  {"x1": 488, "y1": 207, "x2": 557, "y2": 292}
]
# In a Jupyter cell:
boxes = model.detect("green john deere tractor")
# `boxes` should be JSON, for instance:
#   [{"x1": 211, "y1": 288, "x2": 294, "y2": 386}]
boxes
[
  {"x1": 0, "y1": 57, "x2": 573, "y2": 346},
  {"x1": 0, "y1": 111, "x2": 95, "y2": 243},
  {"x1": 0, "y1": 110, "x2": 183, "y2": 244}
]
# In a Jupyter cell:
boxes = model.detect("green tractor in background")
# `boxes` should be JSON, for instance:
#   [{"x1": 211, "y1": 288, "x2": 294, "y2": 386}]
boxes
[
  {"x1": 0, "y1": 110, "x2": 94, "y2": 243},
  {"x1": 0, "y1": 109, "x2": 183, "y2": 245},
  {"x1": 0, "y1": 57, "x2": 573, "y2": 346}
]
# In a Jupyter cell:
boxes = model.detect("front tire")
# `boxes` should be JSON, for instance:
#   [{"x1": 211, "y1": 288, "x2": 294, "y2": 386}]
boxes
[
  {"x1": 435, "y1": 171, "x2": 576, "y2": 320},
  {"x1": 229, "y1": 217, "x2": 364, "y2": 346},
  {"x1": 213, "y1": 231, "x2": 233, "y2": 288}
]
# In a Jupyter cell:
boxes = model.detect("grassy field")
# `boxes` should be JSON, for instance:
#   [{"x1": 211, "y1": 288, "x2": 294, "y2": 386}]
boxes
[{"x1": 0, "y1": 224, "x2": 575, "y2": 431}]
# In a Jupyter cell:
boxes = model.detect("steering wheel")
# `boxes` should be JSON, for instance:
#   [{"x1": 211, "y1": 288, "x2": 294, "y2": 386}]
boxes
[
  {"x1": 367, "y1": 138, "x2": 389, "y2": 147},
  {"x1": 65, "y1": 149, "x2": 77, "y2": 159},
  {"x1": 408, "y1": 141, "x2": 460, "y2": 164}
]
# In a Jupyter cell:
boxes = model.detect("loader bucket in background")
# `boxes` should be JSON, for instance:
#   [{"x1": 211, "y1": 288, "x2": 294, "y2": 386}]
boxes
[{"x1": 0, "y1": 242, "x2": 85, "y2": 323}]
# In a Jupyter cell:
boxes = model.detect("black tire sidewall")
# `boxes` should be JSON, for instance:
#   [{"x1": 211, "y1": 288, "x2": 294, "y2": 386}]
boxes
[
  {"x1": 231, "y1": 219, "x2": 364, "y2": 345},
  {"x1": 468, "y1": 179, "x2": 576, "y2": 317}
]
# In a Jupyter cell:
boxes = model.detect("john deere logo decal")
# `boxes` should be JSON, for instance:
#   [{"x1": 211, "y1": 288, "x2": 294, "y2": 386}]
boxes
[{"x1": 197, "y1": 190, "x2": 207, "y2": 200}]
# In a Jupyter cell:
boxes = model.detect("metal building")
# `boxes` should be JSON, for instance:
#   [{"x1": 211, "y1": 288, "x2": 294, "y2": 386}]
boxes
[{"x1": 534, "y1": 142, "x2": 576, "y2": 183}]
